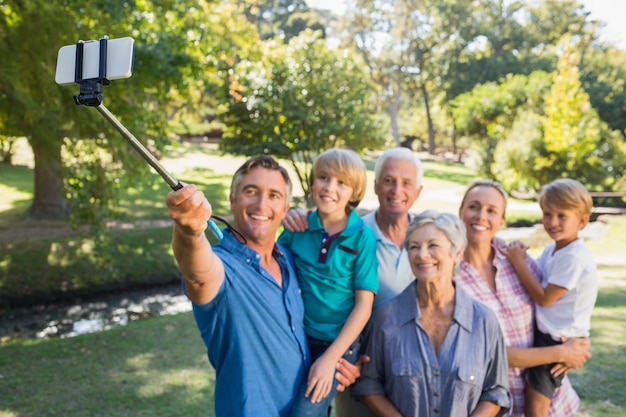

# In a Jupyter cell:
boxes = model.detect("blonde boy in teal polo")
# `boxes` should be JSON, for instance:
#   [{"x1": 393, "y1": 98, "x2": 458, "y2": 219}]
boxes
[{"x1": 278, "y1": 148, "x2": 378, "y2": 417}]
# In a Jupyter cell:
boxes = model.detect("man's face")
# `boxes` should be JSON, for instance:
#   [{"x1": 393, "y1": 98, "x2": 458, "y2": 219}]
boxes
[
  {"x1": 230, "y1": 167, "x2": 290, "y2": 245},
  {"x1": 374, "y1": 158, "x2": 422, "y2": 217}
]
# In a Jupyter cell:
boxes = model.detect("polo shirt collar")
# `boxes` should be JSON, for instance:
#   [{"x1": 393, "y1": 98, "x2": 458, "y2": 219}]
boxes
[
  {"x1": 307, "y1": 209, "x2": 363, "y2": 237},
  {"x1": 368, "y1": 209, "x2": 415, "y2": 243}
]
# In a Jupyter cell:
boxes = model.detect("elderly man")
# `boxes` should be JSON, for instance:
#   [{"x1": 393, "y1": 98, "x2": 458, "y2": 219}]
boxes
[
  {"x1": 282, "y1": 147, "x2": 424, "y2": 417},
  {"x1": 166, "y1": 155, "x2": 359, "y2": 417}
]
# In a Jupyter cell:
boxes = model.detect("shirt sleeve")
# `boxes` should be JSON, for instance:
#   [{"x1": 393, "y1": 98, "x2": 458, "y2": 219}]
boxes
[
  {"x1": 478, "y1": 310, "x2": 512, "y2": 416},
  {"x1": 352, "y1": 312, "x2": 386, "y2": 397},
  {"x1": 354, "y1": 225, "x2": 379, "y2": 294},
  {"x1": 547, "y1": 253, "x2": 586, "y2": 290}
]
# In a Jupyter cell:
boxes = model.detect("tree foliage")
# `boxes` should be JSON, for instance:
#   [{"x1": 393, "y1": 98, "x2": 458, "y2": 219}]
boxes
[
  {"x1": 218, "y1": 29, "x2": 383, "y2": 201},
  {"x1": 0, "y1": 0, "x2": 243, "y2": 223},
  {"x1": 340, "y1": 0, "x2": 476, "y2": 150},
  {"x1": 452, "y1": 71, "x2": 552, "y2": 177},
  {"x1": 530, "y1": 45, "x2": 626, "y2": 190},
  {"x1": 581, "y1": 45, "x2": 626, "y2": 135},
  {"x1": 239, "y1": 0, "x2": 325, "y2": 41},
  {"x1": 490, "y1": 43, "x2": 626, "y2": 193}
]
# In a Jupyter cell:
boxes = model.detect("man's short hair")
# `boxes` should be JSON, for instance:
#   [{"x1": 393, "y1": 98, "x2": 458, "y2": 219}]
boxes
[
  {"x1": 231, "y1": 155, "x2": 293, "y2": 205},
  {"x1": 374, "y1": 147, "x2": 423, "y2": 186}
]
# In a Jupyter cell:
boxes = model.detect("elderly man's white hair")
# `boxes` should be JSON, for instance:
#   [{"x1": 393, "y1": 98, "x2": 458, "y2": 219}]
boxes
[{"x1": 374, "y1": 147, "x2": 423, "y2": 186}]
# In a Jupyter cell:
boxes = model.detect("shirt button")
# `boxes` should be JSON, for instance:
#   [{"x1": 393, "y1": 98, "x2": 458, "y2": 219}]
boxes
[
  {"x1": 255, "y1": 254, "x2": 260, "y2": 259},
  {"x1": 470, "y1": 375, "x2": 475, "y2": 381},
  {"x1": 433, "y1": 371, "x2": 440, "y2": 376},
  {"x1": 292, "y1": 326, "x2": 295, "y2": 331},
  {"x1": 246, "y1": 258, "x2": 250, "y2": 263},
  {"x1": 321, "y1": 248, "x2": 327, "y2": 254},
  {"x1": 434, "y1": 408, "x2": 439, "y2": 413},
  {"x1": 434, "y1": 392, "x2": 439, "y2": 397}
]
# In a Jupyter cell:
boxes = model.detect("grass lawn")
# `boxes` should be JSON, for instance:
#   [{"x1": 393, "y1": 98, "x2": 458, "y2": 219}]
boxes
[
  {"x1": 0, "y1": 313, "x2": 215, "y2": 416},
  {"x1": 1, "y1": 230, "x2": 624, "y2": 416}
]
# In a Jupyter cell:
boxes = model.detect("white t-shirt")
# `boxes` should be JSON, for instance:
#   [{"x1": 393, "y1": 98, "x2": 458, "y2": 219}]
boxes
[{"x1": 536, "y1": 238, "x2": 598, "y2": 339}]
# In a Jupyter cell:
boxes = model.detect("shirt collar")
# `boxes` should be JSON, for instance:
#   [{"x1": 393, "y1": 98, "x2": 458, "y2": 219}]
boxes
[
  {"x1": 393, "y1": 280, "x2": 474, "y2": 333},
  {"x1": 219, "y1": 228, "x2": 284, "y2": 259},
  {"x1": 308, "y1": 209, "x2": 363, "y2": 236},
  {"x1": 452, "y1": 283, "x2": 474, "y2": 332},
  {"x1": 365, "y1": 209, "x2": 415, "y2": 242}
]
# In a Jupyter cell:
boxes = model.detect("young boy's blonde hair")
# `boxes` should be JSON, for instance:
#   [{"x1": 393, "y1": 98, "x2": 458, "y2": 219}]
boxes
[
  {"x1": 538, "y1": 178, "x2": 593, "y2": 219},
  {"x1": 310, "y1": 148, "x2": 367, "y2": 212}
]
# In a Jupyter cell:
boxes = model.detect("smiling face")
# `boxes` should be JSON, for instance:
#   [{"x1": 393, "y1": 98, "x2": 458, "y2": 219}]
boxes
[
  {"x1": 375, "y1": 158, "x2": 423, "y2": 218},
  {"x1": 407, "y1": 223, "x2": 460, "y2": 283},
  {"x1": 312, "y1": 171, "x2": 354, "y2": 219},
  {"x1": 230, "y1": 166, "x2": 290, "y2": 247},
  {"x1": 541, "y1": 203, "x2": 587, "y2": 250},
  {"x1": 459, "y1": 185, "x2": 506, "y2": 246}
]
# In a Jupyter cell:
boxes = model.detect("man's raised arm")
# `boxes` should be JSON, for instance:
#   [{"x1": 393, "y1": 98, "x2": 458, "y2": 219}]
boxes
[{"x1": 166, "y1": 183, "x2": 224, "y2": 305}]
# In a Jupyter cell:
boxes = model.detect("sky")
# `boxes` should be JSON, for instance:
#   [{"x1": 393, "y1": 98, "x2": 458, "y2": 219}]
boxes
[{"x1": 311, "y1": 0, "x2": 626, "y2": 51}]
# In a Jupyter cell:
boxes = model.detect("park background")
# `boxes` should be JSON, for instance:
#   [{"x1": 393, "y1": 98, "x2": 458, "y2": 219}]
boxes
[{"x1": 1, "y1": 0, "x2": 625, "y2": 416}]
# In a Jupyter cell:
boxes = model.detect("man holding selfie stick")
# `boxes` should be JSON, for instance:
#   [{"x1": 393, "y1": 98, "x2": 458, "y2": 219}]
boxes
[
  {"x1": 166, "y1": 156, "x2": 361, "y2": 417},
  {"x1": 57, "y1": 36, "x2": 360, "y2": 417}
]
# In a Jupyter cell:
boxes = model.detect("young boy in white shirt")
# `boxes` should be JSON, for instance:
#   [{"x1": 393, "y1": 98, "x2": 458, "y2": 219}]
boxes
[{"x1": 505, "y1": 178, "x2": 598, "y2": 417}]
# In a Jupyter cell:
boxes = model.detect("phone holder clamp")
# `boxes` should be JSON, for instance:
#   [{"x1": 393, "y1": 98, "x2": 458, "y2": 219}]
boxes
[{"x1": 73, "y1": 37, "x2": 110, "y2": 106}]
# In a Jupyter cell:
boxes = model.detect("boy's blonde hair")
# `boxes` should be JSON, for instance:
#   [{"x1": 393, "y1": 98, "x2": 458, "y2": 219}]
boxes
[
  {"x1": 310, "y1": 148, "x2": 367, "y2": 211},
  {"x1": 539, "y1": 178, "x2": 593, "y2": 218}
]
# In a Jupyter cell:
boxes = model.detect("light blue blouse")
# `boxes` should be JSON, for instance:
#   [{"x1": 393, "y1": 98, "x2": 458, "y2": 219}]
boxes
[{"x1": 353, "y1": 281, "x2": 511, "y2": 416}]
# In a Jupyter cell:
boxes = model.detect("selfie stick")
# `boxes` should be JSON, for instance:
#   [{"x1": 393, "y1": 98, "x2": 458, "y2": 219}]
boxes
[{"x1": 71, "y1": 37, "x2": 223, "y2": 240}]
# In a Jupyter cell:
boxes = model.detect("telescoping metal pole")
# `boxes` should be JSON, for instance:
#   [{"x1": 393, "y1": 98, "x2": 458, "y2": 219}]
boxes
[
  {"x1": 95, "y1": 104, "x2": 181, "y2": 190},
  {"x1": 95, "y1": 104, "x2": 224, "y2": 240}
]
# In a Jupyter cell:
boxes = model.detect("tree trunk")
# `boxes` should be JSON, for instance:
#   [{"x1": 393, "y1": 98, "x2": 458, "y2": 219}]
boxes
[
  {"x1": 421, "y1": 82, "x2": 436, "y2": 154},
  {"x1": 449, "y1": 111, "x2": 458, "y2": 155},
  {"x1": 387, "y1": 78, "x2": 403, "y2": 147},
  {"x1": 25, "y1": 137, "x2": 71, "y2": 221}
]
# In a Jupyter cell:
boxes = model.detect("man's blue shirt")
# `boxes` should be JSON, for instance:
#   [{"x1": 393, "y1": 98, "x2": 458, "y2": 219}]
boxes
[{"x1": 186, "y1": 231, "x2": 310, "y2": 417}]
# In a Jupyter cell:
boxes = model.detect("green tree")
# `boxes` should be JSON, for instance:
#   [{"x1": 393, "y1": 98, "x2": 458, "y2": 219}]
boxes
[
  {"x1": 239, "y1": 0, "x2": 324, "y2": 41},
  {"x1": 218, "y1": 29, "x2": 383, "y2": 201},
  {"x1": 0, "y1": 0, "x2": 240, "y2": 222},
  {"x1": 581, "y1": 45, "x2": 626, "y2": 136},
  {"x1": 340, "y1": 0, "x2": 475, "y2": 150},
  {"x1": 452, "y1": 71, "x2": 552, "y2": 177},
  {"x1": 529, "y1": 45, "x2": 626, "y2": 190}
]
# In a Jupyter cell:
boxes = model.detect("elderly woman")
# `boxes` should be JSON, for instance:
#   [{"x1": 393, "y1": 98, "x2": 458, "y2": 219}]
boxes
[
  {"x1": 353, "y1": 210, "x2": 511, "y2": 417},
  {"x1": 455, "y1": 179, "x2": 591, "y2": 416}
]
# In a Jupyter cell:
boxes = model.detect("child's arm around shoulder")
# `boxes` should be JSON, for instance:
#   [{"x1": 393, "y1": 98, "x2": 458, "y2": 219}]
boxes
[{"x1": 502, "y1": 241, "x2": 566, "y2": 307}]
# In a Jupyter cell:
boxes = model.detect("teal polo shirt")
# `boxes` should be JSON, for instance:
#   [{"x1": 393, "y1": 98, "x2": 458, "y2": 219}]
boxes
[{"x1": 278, "y1": 209, "x2": 378, "y2": 342}]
